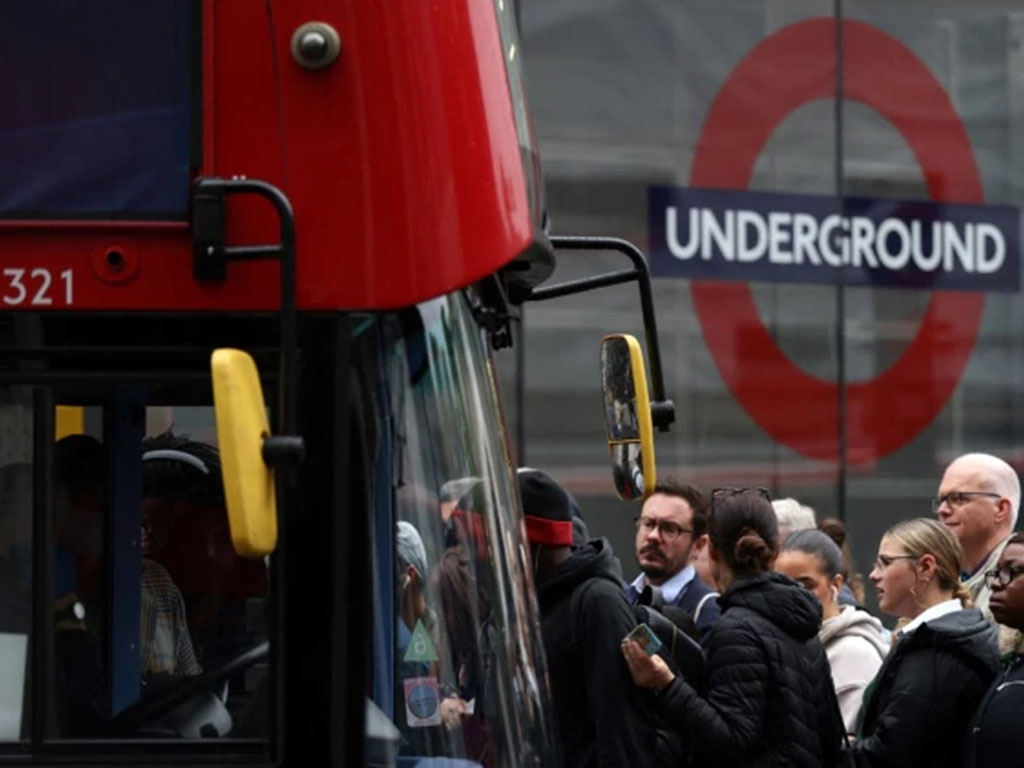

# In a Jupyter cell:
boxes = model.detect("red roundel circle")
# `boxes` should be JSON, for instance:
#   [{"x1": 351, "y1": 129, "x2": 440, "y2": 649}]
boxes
[{"x1": 689, "y1": 18, "x2": 986, "y2": 464}]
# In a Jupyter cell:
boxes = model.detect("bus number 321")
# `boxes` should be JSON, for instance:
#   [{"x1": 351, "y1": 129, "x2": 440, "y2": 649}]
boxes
[{"x1": 2, "y1": 268, "x2": 73, "y2": 306}]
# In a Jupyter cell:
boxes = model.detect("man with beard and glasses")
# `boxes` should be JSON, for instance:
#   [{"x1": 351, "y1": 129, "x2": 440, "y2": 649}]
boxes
[{"x1": 628, "y1": 480, "x2": 720, "y2": 639}]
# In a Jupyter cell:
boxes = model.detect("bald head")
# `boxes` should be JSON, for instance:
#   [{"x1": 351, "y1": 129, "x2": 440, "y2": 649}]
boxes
[
  {"x1": 938, "y1": 453, "x2": 1020, "y2": 570},
  {"x1": 946, "y1": 454, "x2": 1019, "y2": 527}
]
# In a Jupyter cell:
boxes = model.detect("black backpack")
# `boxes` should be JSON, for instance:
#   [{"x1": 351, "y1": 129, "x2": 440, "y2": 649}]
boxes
[{"x1": 632, "y1": 584, "x2": 707, "y2": 690}]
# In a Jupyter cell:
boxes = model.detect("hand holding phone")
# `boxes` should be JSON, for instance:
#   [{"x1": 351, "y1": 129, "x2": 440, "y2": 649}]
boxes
[{"x1": 624, "y1": 623, "x2": 662, "y2": 656}]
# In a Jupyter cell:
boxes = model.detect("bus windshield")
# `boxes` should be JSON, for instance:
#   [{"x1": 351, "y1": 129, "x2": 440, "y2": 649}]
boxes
[{"x1": 363, "y1": 290, "x2": 556, "y2": 766}]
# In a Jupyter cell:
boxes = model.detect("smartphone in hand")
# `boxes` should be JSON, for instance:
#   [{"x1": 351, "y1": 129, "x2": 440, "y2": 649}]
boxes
[{"x1": 624, "y1": 623, "x2": 662, "y2": 656}]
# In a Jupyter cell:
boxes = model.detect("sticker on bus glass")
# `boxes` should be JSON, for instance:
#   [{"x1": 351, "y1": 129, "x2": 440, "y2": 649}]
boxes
[
  {"x1": 404, "y1": 619, "x2": 439, "y2": 663},
  {"x1": 404, "y1": 676, "x2": 441, "y2": 728}
]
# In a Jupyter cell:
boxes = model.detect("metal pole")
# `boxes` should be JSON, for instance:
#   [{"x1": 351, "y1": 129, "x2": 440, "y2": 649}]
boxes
[
  {"x1": 516, "y1": 309, "x2": 527, "y2": 467},
  {"x1": 834, "y1": 0, "x2": 848, "y2": 522}
]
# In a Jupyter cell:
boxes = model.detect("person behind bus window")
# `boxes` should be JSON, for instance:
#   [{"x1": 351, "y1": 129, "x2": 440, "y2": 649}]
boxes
[
  {"x1": 49, "y1": 435, "x2": 108, "y2": 737},
  {"x1": 140, "y1": 557, "x2": 201, "y2": 679},
  {"x1": 435, "y1": 485, "x2": 504, "y2": 767},
  {"x1": 53, "y1": 435, "x2": 106, "y2": 612},
  {"x1": 845, "y1": 518, "x2": 1000, "y2": 767},
  {"x1": 395, "y1": 520, "x2": 436, "y2": 681},
  {"x1": 622, "y1": 487, "x2": 842, "y2": 767},
  {"x1": 141, "y1": 432, "x2": 267, "y2": 670},
  {"x1": 776, "y1": 529, "x2": 887, "y2": 735}
]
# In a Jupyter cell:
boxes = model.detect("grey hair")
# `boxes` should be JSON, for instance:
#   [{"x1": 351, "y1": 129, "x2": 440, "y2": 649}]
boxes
[
  {"x1": 772, "y1": 498, "x2": 816, "y2": 536},
  {"x1": 781, "y1": 529, "x2": 843, "y2": 579}
]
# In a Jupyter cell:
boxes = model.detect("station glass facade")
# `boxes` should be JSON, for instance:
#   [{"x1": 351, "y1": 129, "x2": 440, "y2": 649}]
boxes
[{"x1": 508, "y1": 0, "x2": 1024, "y2": 604}]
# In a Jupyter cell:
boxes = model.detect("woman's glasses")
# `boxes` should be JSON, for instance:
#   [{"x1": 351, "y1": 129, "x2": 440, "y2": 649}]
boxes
[{"x1": 983, "y1": 565, "x2": 1024, "y2": 590}]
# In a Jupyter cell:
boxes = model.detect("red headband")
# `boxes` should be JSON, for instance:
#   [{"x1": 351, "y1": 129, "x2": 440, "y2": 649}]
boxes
[{"x1": 525, "y1": 515, "x2": 573, "y2": 547}]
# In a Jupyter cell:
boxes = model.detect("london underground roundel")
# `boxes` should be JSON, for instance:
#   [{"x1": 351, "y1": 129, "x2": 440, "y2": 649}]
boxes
[{"x1": 689, "y1": 18, "x2": 985, "y2": 464}]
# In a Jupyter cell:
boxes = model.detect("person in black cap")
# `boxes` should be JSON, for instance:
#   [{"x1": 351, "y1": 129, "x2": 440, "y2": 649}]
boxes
[{"x1": 517, "y1": 468, "x2": 655, "y2": 768}]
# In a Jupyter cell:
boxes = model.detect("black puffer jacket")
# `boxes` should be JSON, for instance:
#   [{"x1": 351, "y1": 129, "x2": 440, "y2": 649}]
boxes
[
  {"x1": 657, "y1": 572, "x2": 841, "y2": 767},
  {"x1": 847, "y1": 608, "x2": 999, "y2": 767},
  {"x1": 536, "y1": 538, "x2": 655, "y2": 768},
  {"x1": 965, "y1": 652, "x2": 1024, "y2": 767}
]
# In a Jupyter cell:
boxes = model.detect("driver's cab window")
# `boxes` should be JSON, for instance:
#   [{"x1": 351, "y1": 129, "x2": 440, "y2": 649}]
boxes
[{"x1": 0, "y1": 386, "x2": 271, "y2": 746}]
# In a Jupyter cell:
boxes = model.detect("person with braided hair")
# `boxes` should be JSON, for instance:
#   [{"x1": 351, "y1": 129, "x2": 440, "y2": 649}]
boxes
[
  {"x1": 621, "y1": 487, "x2": 843, "y2": 767},
  {"x1": 844, "y1": 518, "x2": 1000, "y2": 767}
]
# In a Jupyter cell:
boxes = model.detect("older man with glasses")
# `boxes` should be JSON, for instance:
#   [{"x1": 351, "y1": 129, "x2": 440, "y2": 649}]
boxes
[
  {"x1": 628, "y1": 479, "x2": 720, "y2": 638},
  {"x1": 934, "y1": 452, "x2": 1021, "y2": 652}
]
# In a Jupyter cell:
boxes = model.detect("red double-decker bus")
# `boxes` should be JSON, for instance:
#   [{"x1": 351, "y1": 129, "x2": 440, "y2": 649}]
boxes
[{"x1": 0, "y1": 2, "x2": 669, "y2": 766}]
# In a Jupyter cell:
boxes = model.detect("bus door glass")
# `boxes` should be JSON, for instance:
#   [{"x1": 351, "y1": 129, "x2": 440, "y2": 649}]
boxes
[{"x1": 363, "y1": 290, "x2": 557, "y2": 766}]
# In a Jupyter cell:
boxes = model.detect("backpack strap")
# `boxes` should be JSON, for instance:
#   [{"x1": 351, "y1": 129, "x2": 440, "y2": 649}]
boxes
[{"x1": 693, "y1": 591, "x2": 719, "y2": 626}]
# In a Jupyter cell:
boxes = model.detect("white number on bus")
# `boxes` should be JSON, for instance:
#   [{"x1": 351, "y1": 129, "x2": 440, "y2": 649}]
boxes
[{"x1": 2, "y1": 268, "x2": 73, "y2": 306}]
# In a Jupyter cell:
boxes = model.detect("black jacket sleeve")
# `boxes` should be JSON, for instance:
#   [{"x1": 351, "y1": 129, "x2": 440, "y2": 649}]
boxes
[
  {"x1": 580, "y1": 582, "x2": 657, "y2": 768},
  {"x1": 657, "y1": 618, "x2": 769, "y2": 761},
  {"x1": 846, "y1": 651, "x2": 967, "y2": 766}
]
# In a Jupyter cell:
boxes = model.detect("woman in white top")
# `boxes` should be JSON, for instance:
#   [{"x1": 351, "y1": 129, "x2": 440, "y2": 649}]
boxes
[
  {"x1": 842, "y1": 518, "x2": 1000, "y2": 767},
  {"x1": 776, "y1": 530, "x2": 887, "y2": 734}
]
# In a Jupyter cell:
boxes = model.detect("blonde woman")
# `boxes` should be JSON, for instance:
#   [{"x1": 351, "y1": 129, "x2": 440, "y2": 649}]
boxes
[{"x1": 844, "y1": 518, "x2": 1000, "y2": 767}]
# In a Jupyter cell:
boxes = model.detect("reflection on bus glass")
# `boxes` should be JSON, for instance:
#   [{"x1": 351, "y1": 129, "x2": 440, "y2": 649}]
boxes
[{"x1": 367, "y1": 294, "x2": 556, "y2": 765}]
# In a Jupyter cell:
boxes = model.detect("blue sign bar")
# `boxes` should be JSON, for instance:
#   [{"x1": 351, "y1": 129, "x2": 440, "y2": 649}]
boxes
[{"x1": 649, "y1": 186, "x2": 1020, "y2": 292}]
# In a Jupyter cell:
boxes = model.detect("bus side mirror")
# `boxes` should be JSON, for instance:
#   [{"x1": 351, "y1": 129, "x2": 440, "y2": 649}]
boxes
[
  {"x1": 600, "y1": 334, "x2": 657, "y2": 501},
  {"x1": 211, "y1": 349, "x2": 278, "y2": 557}
]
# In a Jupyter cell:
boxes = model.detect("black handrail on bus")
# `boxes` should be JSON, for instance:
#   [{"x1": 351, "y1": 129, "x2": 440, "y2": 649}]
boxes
[
  {"x1": 528, "y1": 236, "x2": 675, "y2": 433},
  {"x1": 190, "y1": 177, "x2": 305, "y2": 463}
]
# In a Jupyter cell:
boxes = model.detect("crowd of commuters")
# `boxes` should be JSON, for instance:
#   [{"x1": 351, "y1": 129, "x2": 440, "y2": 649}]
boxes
[
  {"x1": 511, "y1": 451, "x2": 1024, "y2": 766},
  {"x1": 8, "y1": 431, "x2": 1022, "y2": 763}
]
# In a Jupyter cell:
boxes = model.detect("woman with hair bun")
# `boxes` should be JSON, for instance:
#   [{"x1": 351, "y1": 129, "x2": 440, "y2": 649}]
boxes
[
  {"x1": 621, "y1": 488, "x2": 842, "y2": 767},
  {"x1": 846, "y1": 518, "x2": 1000, "y2": 767}
]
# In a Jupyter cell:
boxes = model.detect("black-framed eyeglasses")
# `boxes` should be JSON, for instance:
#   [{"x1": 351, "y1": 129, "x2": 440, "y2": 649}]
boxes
[
  {"x1": 983, "y1": 565, "x2": 1024, "y2": 590},
  {"x1": 930, "y1": 491, "x2": 1002, "y2": 514},
  {"x1": 872, "y1": 554, "x2": 918, "y2": 571},
  {"x1": 634, "y1": 516, "x2": 693, "y2": 541},
  {"x1": 711, "y1": 487, "x2": 771, "y2": 513}
]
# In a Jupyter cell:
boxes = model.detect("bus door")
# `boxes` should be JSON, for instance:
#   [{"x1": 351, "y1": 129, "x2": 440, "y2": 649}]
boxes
[
  {"x1": 356, "y1": 293, "x2": 558, "y2": 767},
  {"x1": 0, "y1": 318, "x2": 277, "y2": 762}
]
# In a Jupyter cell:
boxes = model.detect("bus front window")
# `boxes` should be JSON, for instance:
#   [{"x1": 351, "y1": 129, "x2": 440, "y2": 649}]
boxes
[{"x1": 364, "y1": 290, "x2": 556, "y2": 766}]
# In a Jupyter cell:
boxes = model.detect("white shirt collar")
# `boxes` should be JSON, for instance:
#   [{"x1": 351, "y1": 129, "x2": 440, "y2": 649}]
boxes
[
  {"x1": 901, "y1": 598, "x2": 962, "y2": 636},
  {"x1": 630, "y1": 564, "x2": 696, "y2": 604}
]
